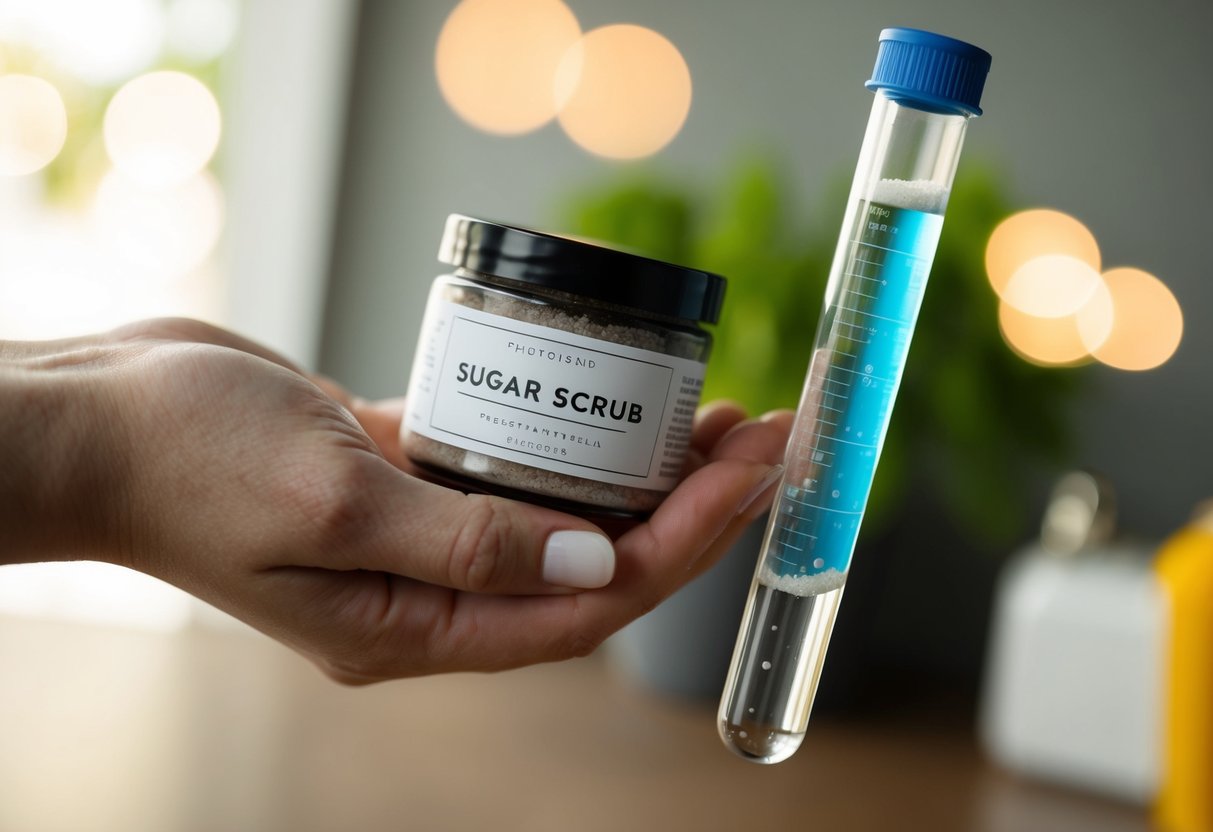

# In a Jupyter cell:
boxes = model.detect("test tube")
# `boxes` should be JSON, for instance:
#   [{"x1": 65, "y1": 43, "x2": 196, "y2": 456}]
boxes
[{"x1": 718, "y1": 29, "x2": 992, "y2": 764}]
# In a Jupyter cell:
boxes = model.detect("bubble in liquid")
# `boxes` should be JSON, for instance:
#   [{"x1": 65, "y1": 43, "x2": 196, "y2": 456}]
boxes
[
  {"x1": 761, "y1": 661, "x2": 772, "y2": 670},
  {"x1": 739, "y1": 730, "x2": 748, "y2": 738},
  {"x1": 771, "y1": 625, "x2": 778, "y2": 631},
  {"x1": 748, "y1": 707, "x2": 755, "y2": 714},
  {"x1": 813, "y1": 557, "x2": 825, "y2": 569},
  {"x1": 831, "y1": 489, "x2": 840, "y2": 498}
]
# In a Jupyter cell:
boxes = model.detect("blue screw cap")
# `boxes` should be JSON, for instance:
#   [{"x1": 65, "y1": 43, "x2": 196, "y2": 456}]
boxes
[{"x1": 865, "y1": 27, "x2": 991, "y2": 117}]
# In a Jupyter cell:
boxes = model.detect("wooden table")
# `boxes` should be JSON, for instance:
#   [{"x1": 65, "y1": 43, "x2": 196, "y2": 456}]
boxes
[{"x1": 0, "y1": 614, "x2": 1151, "y2": 831}]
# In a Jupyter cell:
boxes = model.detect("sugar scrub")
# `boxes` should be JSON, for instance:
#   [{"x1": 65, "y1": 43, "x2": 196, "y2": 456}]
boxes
[{"x1": 401, "y1": 214, "x2": 726, "y2": 517}]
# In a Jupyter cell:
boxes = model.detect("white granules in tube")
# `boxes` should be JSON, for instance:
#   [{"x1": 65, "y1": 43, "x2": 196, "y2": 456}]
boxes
[
  {"x1": 871, "y1": 178, "x2": 950, "y2": 214},
  {"x1": 760, "y1": 565, "x2": 848, "y2": 597}
]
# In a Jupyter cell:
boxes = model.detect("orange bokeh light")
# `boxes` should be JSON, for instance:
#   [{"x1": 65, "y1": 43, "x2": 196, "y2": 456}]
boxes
[
  {"x1": 1080, "y1": 267, "x2": 1183, "y2": 371},
  {"x1": 555, "y1": 24, "x2": 692, "y2": 159},
  {"x1": 998, "y1": 280, "x2": 1113, "y2": 367},
  {"x1": 435, "y1": 0, "x2": 581, "y2": 135},
  {"x1": 1003, "y1": 254, "x2": 1104, "y2": 318},
  {"x1": 986, "y1": 210, "x2": 1101, "y2": 300}
]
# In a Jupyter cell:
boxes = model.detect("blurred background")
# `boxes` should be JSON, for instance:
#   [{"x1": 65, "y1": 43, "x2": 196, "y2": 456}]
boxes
[{"x1": 1, "y1": 0, "x2": 1210, "y2": 830}]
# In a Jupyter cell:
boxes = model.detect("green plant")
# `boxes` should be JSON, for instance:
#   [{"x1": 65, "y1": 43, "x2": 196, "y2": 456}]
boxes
[{"x1": 557, "y1": 156, "x2": 1083, "y2": 546}]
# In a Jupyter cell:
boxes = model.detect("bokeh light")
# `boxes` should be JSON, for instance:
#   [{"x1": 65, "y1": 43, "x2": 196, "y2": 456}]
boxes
[
  {"x1": 435, "y1": 0, "x2": 581, "y2": 135},
  {"x1": 104, "y1": 71, "x2": 222, "y2": 188},
  {"x1": 998, "y1": 280, "x2": 1113, "y2": 367},
  {"x1": 1002, "y1": 254, "x2": 1104, "y2": 318},
  {"x1": 555, "y1": 24, "x2": 692, "y2": 159},
  {"x1": 986, "y1": 209, "x2": 1101, "y2": 300},
  {"x1": 165, "y1": 0, "x2": 239, "y2": 63},
  {"x1": 0, "y1": 74, "x2": 69, "y2": 176},
  {"x1": 20, "y1": 0, "x2": 165, "y2": 85},
  {"x1": 90, "y1": 169, "x2": 225, "y2": 278},
  {"x1": 1080, "y1": 267, "x2": 1183, "y2": 371}
]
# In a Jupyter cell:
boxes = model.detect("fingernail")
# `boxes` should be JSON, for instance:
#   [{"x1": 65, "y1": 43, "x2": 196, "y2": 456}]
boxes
[
  {"x1": 737, "y1": 465, "x2": 784, "y2": 519},
  {"x1": 542, "y1": 531, "x2": 616, "y2": 589}
]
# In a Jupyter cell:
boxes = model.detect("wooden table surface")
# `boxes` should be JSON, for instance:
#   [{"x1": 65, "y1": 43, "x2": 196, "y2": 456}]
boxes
[{"x1": 0, "y1": 614, "x2": 1152, "y2": 832}]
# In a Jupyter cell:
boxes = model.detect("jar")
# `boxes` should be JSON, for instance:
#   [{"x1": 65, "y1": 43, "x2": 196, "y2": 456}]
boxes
[{"x1": 401, "y1": 214, "x2": 726, "y2": 518}]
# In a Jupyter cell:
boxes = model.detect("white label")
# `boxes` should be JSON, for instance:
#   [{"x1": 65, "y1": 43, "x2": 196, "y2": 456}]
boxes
[{"x1": 404, "y1": 293, "x2": 706, "y2": 490}]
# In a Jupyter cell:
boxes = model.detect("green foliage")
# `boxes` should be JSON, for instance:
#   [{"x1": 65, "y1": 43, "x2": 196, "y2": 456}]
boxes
[{"x1": 557, "y1": 156, "x2": 1084, "y2": 546}]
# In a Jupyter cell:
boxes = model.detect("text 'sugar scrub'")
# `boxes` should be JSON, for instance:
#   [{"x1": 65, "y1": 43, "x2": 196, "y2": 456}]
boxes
[
  {"x1": 402, "y1": 215, "x2": 725, "y2": 517},
  {"x1": 718, "y1": 29, "x2": 991, "y2": 765}
]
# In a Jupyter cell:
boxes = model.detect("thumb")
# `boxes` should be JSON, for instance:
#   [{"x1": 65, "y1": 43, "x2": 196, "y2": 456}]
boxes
[{"x1": 359, "y1": 468, "x2": 617, "y2": 593}]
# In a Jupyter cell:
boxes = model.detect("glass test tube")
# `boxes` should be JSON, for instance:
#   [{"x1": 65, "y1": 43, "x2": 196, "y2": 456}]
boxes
[{"x1": 718, "y1": 29, "x2": 992, "y2": 764}]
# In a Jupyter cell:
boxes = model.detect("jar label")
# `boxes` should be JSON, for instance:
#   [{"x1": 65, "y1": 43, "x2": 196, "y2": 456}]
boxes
[{"x1": 404, "y1": 296, "x2": 706, "y2": 491}]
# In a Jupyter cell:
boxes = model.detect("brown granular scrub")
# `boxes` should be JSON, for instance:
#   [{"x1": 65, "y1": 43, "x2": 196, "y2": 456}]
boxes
[{"x1": 402, "y1": 275, "x2": 710, "y2": 517}]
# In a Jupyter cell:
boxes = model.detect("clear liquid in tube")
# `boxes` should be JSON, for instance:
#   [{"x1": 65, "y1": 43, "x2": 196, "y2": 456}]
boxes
[{"x1": 718, "y1": 584, "x2": 844, "y2": 763}]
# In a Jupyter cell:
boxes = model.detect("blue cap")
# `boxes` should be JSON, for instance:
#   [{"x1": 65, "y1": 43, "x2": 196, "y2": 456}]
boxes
[{"x1": 865, "y1": 28, "x2": 991, "y2": 117}]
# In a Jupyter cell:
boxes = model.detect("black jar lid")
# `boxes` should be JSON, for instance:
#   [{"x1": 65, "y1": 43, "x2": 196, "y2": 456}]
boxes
[{"x1": 438, "y1": 214, "x2": 726, "y2": 324}]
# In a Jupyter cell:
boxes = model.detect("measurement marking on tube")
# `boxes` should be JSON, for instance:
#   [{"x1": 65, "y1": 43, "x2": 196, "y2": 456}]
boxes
[
  {"x1": 780, "y1": 497, "x2": 863, "y2": 515},
  {"x1": 836, "y1": 327, "x2": 872, "y2": 341},
  {"x1": 827, "y1": 436, "x2": 878, "y2": 449},
  {"x1": 836, "y1": 305, "x2": 910, "y2": 325},
  {"x1": 833, "y1": 365, "x2": 892, "y2": 385},
  {"x1": 776, "y1": 533, "x2": 815, "y2": 548},
  {"x1": 850, "y1": 240, "x2": 921, "y2": 257}
]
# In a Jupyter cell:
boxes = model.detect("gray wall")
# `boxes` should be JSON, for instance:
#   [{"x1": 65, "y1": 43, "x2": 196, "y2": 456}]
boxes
[{"x1": 321, "y1": 0, "x2": 1212, "y2": 540}]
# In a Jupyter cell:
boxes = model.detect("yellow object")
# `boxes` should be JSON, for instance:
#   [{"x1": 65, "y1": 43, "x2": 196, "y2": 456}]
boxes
[{"x1": 1155, "y1": 503, "x2": 1213, "y2": 832}]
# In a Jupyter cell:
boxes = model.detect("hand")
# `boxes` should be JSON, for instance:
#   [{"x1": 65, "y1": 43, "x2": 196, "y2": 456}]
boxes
[{"x1": 3, "y1": 319, "x2": 792, "y2": 683}]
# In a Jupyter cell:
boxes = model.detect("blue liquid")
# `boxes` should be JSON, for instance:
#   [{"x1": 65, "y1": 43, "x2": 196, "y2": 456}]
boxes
[{"x1": 763, "y1": 199, "x2": 943, "y2": 584}]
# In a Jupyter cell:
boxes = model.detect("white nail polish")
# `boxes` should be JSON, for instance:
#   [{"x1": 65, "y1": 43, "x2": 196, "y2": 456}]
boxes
[{"x1": 542, "y1": 531, "x2": 615, "y2": 589}]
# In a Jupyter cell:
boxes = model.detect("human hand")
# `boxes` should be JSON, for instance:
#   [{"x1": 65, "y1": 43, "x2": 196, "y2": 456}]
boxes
[{"x1": 3, "y1": 319, "x2": 791, "y2": 682}]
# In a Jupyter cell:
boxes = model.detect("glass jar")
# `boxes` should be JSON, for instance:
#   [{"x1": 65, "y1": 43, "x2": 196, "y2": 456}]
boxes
[{"x1": 402, "y1": 214, "x2": 727, "y2": 518}]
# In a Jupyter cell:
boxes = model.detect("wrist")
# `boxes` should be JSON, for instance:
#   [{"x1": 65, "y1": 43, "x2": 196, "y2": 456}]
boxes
[{"x1": 0, "y1": 344, "x2": 132, "y2": 566}]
